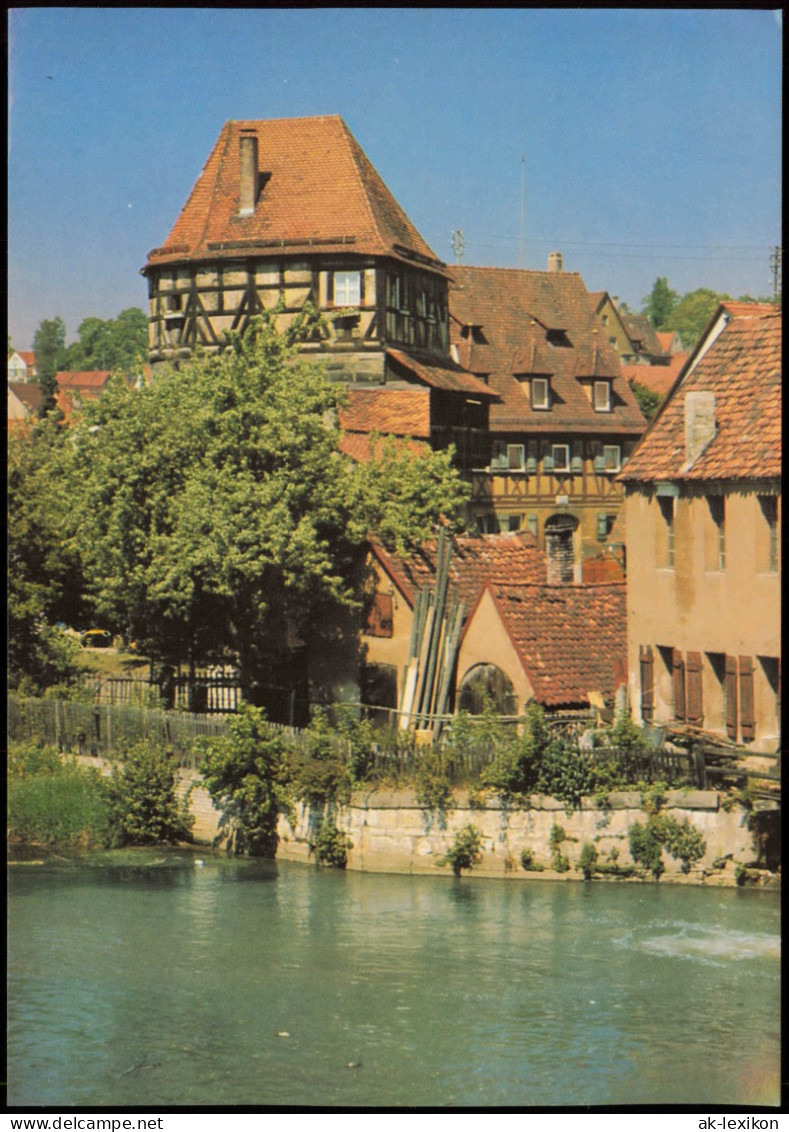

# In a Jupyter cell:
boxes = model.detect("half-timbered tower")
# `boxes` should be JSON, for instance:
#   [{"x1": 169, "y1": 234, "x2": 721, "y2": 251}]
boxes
[
  {"x1": 448, "y1": 263, "x2": 646, "y2": 572},
  {"x1": 142, "y1": 115, "x2": 494, "y2": 469}
]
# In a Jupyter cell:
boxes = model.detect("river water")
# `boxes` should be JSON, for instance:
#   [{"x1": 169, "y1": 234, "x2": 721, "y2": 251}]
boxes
[{"x1": 7, "y1": 850, "x2": 780, "y2": 1109}]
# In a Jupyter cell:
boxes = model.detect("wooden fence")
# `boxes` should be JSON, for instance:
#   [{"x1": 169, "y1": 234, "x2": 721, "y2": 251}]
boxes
[
  {"x1": 82, "y1": 674, "x2": 242, "y2": 714},
  {"x1": 6, "y1": 695, "x2": 696, "y2": 786}
]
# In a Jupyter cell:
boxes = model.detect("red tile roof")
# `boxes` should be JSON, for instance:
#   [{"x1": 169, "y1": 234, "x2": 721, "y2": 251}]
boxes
[
  {"x1": 487, "y1": 581, "x2": 627, "y2": 708},
  {"x1": 339, "y1": 432, "x2": 430, "y2": 463},
  {"x1": 17, "y1": 351, "x2": 36, "y2": 368},
  {"x1": 372, "y1": 532, "x2": 546, "y2": 613},
  {"x1": 339, "y1": 388, "x2": 431, "y2": 438},
  {"x1": 386, "y1": 348, "x2": 498, "y2": 399},
  {"x1": 145, "y1": 116, "x2": 445, "y2": 274},
  {"x1": 8, "y1": 381, "x2": 43, "y2": 414},
  {"x1": 56, "y1": 371, "x2": 113, "y2": 389},
  {"x1": 448, "y1": 266, "x2": 645, "y2": 435},
  {"x1": 620, "y1": 304, "x2": 781, "y2": 483},
  {"x1": 622, "y1": 353, "x2": 688, "y2": 398}
]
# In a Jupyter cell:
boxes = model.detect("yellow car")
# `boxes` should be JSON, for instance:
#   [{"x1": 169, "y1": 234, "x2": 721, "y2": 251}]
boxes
[{"x1": 81, "y1": 629, "x2": 113, "y2": 649}]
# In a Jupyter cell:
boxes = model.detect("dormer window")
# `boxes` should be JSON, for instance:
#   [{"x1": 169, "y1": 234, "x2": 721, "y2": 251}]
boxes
[
  {"x1": 531, "y1": 377, "x2": 550, "y2": 410},
  {"x1": 593, "y1": 380, "x2": 611, "y2": 412},
  {"x1": 333, "y1": 271, "x2": 361, "y2": 306},
  {"x1": 546, "y1": 329, "x2": 571, "y2": 348}
]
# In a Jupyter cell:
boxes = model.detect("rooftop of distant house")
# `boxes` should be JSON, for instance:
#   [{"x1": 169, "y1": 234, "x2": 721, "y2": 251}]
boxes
[
  {"x1": 620, "y1": 302, "x2": 781, "y2": 483},
  {"x1": 448, "y1": 265, "x2": 646, "y2": 435}
]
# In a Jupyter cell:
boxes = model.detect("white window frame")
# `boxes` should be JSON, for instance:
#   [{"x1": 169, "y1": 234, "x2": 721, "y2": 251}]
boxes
[
  {"x1": 551, "y1": 444, "x2": 570, "y2": 472},
  {"x1": 531, "y1": 377, "x2": 550, "y2": 410},
  {"x1": 334, "y1": 270, "x2": 361, "y2": 306},
  {"x1": 603, "y1": 444, "x2": 621, "y2": 473},
  {"x1": 507, "y1": 444, "x2": 525, "y2": 471},
  {"x1": 593, "y1": 380, "x2": 611, "y2": 412}
]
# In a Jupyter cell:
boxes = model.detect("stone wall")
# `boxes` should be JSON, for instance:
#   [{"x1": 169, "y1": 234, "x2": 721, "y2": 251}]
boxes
[{"x1": 78, "y1": 759, "x2": 760, "y2": 883}]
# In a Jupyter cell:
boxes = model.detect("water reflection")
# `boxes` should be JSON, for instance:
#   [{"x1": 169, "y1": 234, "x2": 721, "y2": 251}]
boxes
[{"x1": 7, "y1": 852, "x2": 781, "y2": 1108}]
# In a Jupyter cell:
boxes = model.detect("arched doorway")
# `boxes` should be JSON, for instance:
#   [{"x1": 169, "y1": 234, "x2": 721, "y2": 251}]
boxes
[
  {"x1": 457, "y1": 663, "x2": 518, "y2": 715},
  {"x1": 544, "y1": 513, "x2": 579, "y2": 583}
]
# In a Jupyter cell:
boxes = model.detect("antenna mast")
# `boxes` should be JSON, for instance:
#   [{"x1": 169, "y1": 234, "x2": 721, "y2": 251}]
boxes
[
  {"x1": 451, "y1": 229, "x2": 465, "y2": 265},
  {"x1": 769, "y1": 245, "x2": 782, "y2": 301},
  {"x1": 520, "y1": 154, "x2": 526, "y2": 269}
]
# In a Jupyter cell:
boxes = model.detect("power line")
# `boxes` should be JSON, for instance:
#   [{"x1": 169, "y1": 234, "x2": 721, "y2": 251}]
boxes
[{"x1": 466, "y1": 233, "x2": 773, "y2": 252}]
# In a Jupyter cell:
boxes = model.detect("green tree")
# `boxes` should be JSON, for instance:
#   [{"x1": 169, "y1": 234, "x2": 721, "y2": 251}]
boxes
[
  {"x1": 630, "y1": 380, "x2": 662, "y2": 421},
  {"x1": 69, "y1": 312, "x2": 469, "y2": 703},
  {"x1": 105, "y1": 740, "x2": 194, "y2": 847},
  {"x1": 7, "y1": 422, "x2": 88, "y2": 691},
  {"x1": 665, "y1": 288, "x2": 731, "y2": 350},
  {"x1": 642, "y1": 277, "x2": 679, "y2": 330},
  {"x1": 32, "y1": 317, "x2": 67, "y2": 418},
  {"x1": 198, "y1": 704, "x2": 292, "y2": 856},
  {"x1": 64, "y1": 308, "x2": 147, "y2": 373}
]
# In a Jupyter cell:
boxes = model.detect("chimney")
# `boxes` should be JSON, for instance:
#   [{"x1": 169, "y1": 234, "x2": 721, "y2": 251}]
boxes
[
  {"x1": 684, "y1": 391, "x2": 716, "y2": 466},
  {"x1": 547, "y1": 251, "x2": 563, "y2": 273},
  {"x1": 239, "y1": 130, "x2": 259, "y2": 217}
]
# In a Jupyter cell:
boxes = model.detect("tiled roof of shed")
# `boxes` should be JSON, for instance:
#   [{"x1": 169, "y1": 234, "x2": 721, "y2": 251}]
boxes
[
  {"x1": 373, "y1": 532, "x2": 546, "y2": 613},
  {"x1": 386, "y1": 348, "x2": 497, "y2": 398},
  {"x1": 339, "y1": 432, "x2": 430, "y2": 464},
  {"x1": 489, "y1": 581, "x2": 627, "y2": 708},
  {"x1": 620, "y1": 304, "x2": 781, "y2": 483},
  {"x1": 339, "y1": 388, "x2": 431, "y2": 438},
  {"x1": 145, "y1": 116, "x2": 444, "y2": 273},
  {"x1": 448, "y1": 266, "x2": 645, "y2": 435},
  {"x1": 56, "y1": 371, "x2": 113, "y2": 388}
]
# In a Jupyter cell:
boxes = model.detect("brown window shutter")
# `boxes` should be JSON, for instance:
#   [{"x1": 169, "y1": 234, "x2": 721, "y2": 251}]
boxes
[
  {"x1": 739, "y1": 656, "x2": 755, "y2": 741},
  {"x1": 639, "y1": 645, "x2": 654, "y2": 722},
  {"x1": 672, "y1": 648, "x2": 686, "y2": 723},
  {"x1": 725, "y1": 655, "x2": 738, "y2": 740},
  {"x1": 366, "y1": 592, "x2": 394, "y2": 639},
  {"x1": 686, "y1": 651, "x2": 703, "y2": 726}
]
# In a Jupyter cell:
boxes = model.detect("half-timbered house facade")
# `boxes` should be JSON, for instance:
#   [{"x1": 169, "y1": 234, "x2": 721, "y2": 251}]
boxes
[
  {"x1": 142, "y1": 116, "x2": 494, "y2": 470},
  {"x1": 448, "y1": 264, "x2": 646, "y2": 573}
]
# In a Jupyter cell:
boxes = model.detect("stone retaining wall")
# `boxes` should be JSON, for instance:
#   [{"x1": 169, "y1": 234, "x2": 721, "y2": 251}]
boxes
[
  {"x1": 273, "y1": 788, "x2": 756, "y2": 883},
  {"x1": 78, "y1": 757, "x2": 760, "y2": 884}
]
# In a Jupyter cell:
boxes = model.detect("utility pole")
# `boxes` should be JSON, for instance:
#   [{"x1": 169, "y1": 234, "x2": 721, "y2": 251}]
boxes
[
  {"x1": 769, "y1": 245, "x2": 781, "y2": 302},
  {"x1": 451, "y1": 229, "x2": 465, "y2": 265},
  {"x1": 520, "y1": 154, "x2": 526, "y2": 269}
]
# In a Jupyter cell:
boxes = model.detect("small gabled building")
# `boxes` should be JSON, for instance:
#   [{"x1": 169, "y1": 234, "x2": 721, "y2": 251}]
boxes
[
  {"x1": 8, "y1": 351, "x2": 37, "y2": 382},
  {"x1": 457, "y1": 581, "x2": 627, "y2": 715},
  {"x1": 360, "y1": 532, "x2": 546, "y2": 712},
  {"x1": 448, "y1": 263, "x2": 646, "y2": 572},
  {"x1": 619, "y1": 302, "x2": 781, "y2": 751},
  {"x1": 142, "y1": 116, "x2": 495, "y2": 470}
]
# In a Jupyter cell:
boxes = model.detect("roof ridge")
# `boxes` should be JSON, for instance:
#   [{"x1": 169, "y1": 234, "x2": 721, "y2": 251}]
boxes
[{"x1": 451, "y1": 264, "x2": 583, "y2": 278}]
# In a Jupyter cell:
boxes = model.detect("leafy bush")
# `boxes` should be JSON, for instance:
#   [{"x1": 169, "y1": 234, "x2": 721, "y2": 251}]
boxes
[
  {"x1": 537, "y1": 736, "x2": 597, "y2": 811},
  {"x1": 660, "y1": 815, "x2": 706, "y2": 874},
  {"x1": 8, "y1": 743, "x2": 109, "y2": 848},
  {"x1": 475, "y1": 702, "x2": 547, "y2": 797},
  {"x1": 446, "y1": 823, "x2": 483, "y2": 876},
  {"x1": 549, "y1": 822, "x2": 571, "y2": 872},
  {"x1": 628, "y1": 819, "x2": 665, "y2": 879},
  {"x1": 520, "y1": 847, "x2": 545, "y2": 872},
  {"x1": 310, "y1": 815, "x2": 353, "y2": 868},
  {"x1": 414, "y1": 749, "x2": 453, "y2": 813},
  {"x1": 577, "y1": 841, "x2": 598, "y2": 880},
  {"x1": 105, "y1": 740, "x2": 194, "y2": 848},
  {"x1": 198, "y1": 703, "x2": 291, "y2": 856},
  {"x1": 628, "y1": 812, "x2": 706, "y2": 879},
  {"x1": 286, "y1": 707, "x2": 352, "y2": 808}
]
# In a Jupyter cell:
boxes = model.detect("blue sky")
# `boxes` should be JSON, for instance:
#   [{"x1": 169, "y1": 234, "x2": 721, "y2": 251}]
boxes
[{"x1": 8, "y1": 7, "x2": 782, "y2": 349}]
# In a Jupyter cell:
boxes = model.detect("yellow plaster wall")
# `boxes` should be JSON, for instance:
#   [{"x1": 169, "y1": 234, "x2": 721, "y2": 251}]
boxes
[{"x1": 456, "y1": 589, "x2": 534, "y2": 712}]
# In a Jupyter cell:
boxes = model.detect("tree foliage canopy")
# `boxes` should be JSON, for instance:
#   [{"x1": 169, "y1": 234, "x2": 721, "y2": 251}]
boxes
[
  {"x1": 49, "y1": 313, "x2": 469, "y2": 700},
  {"x1": 64, "y1": 308, "x2": 148, "y2": 373}
]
